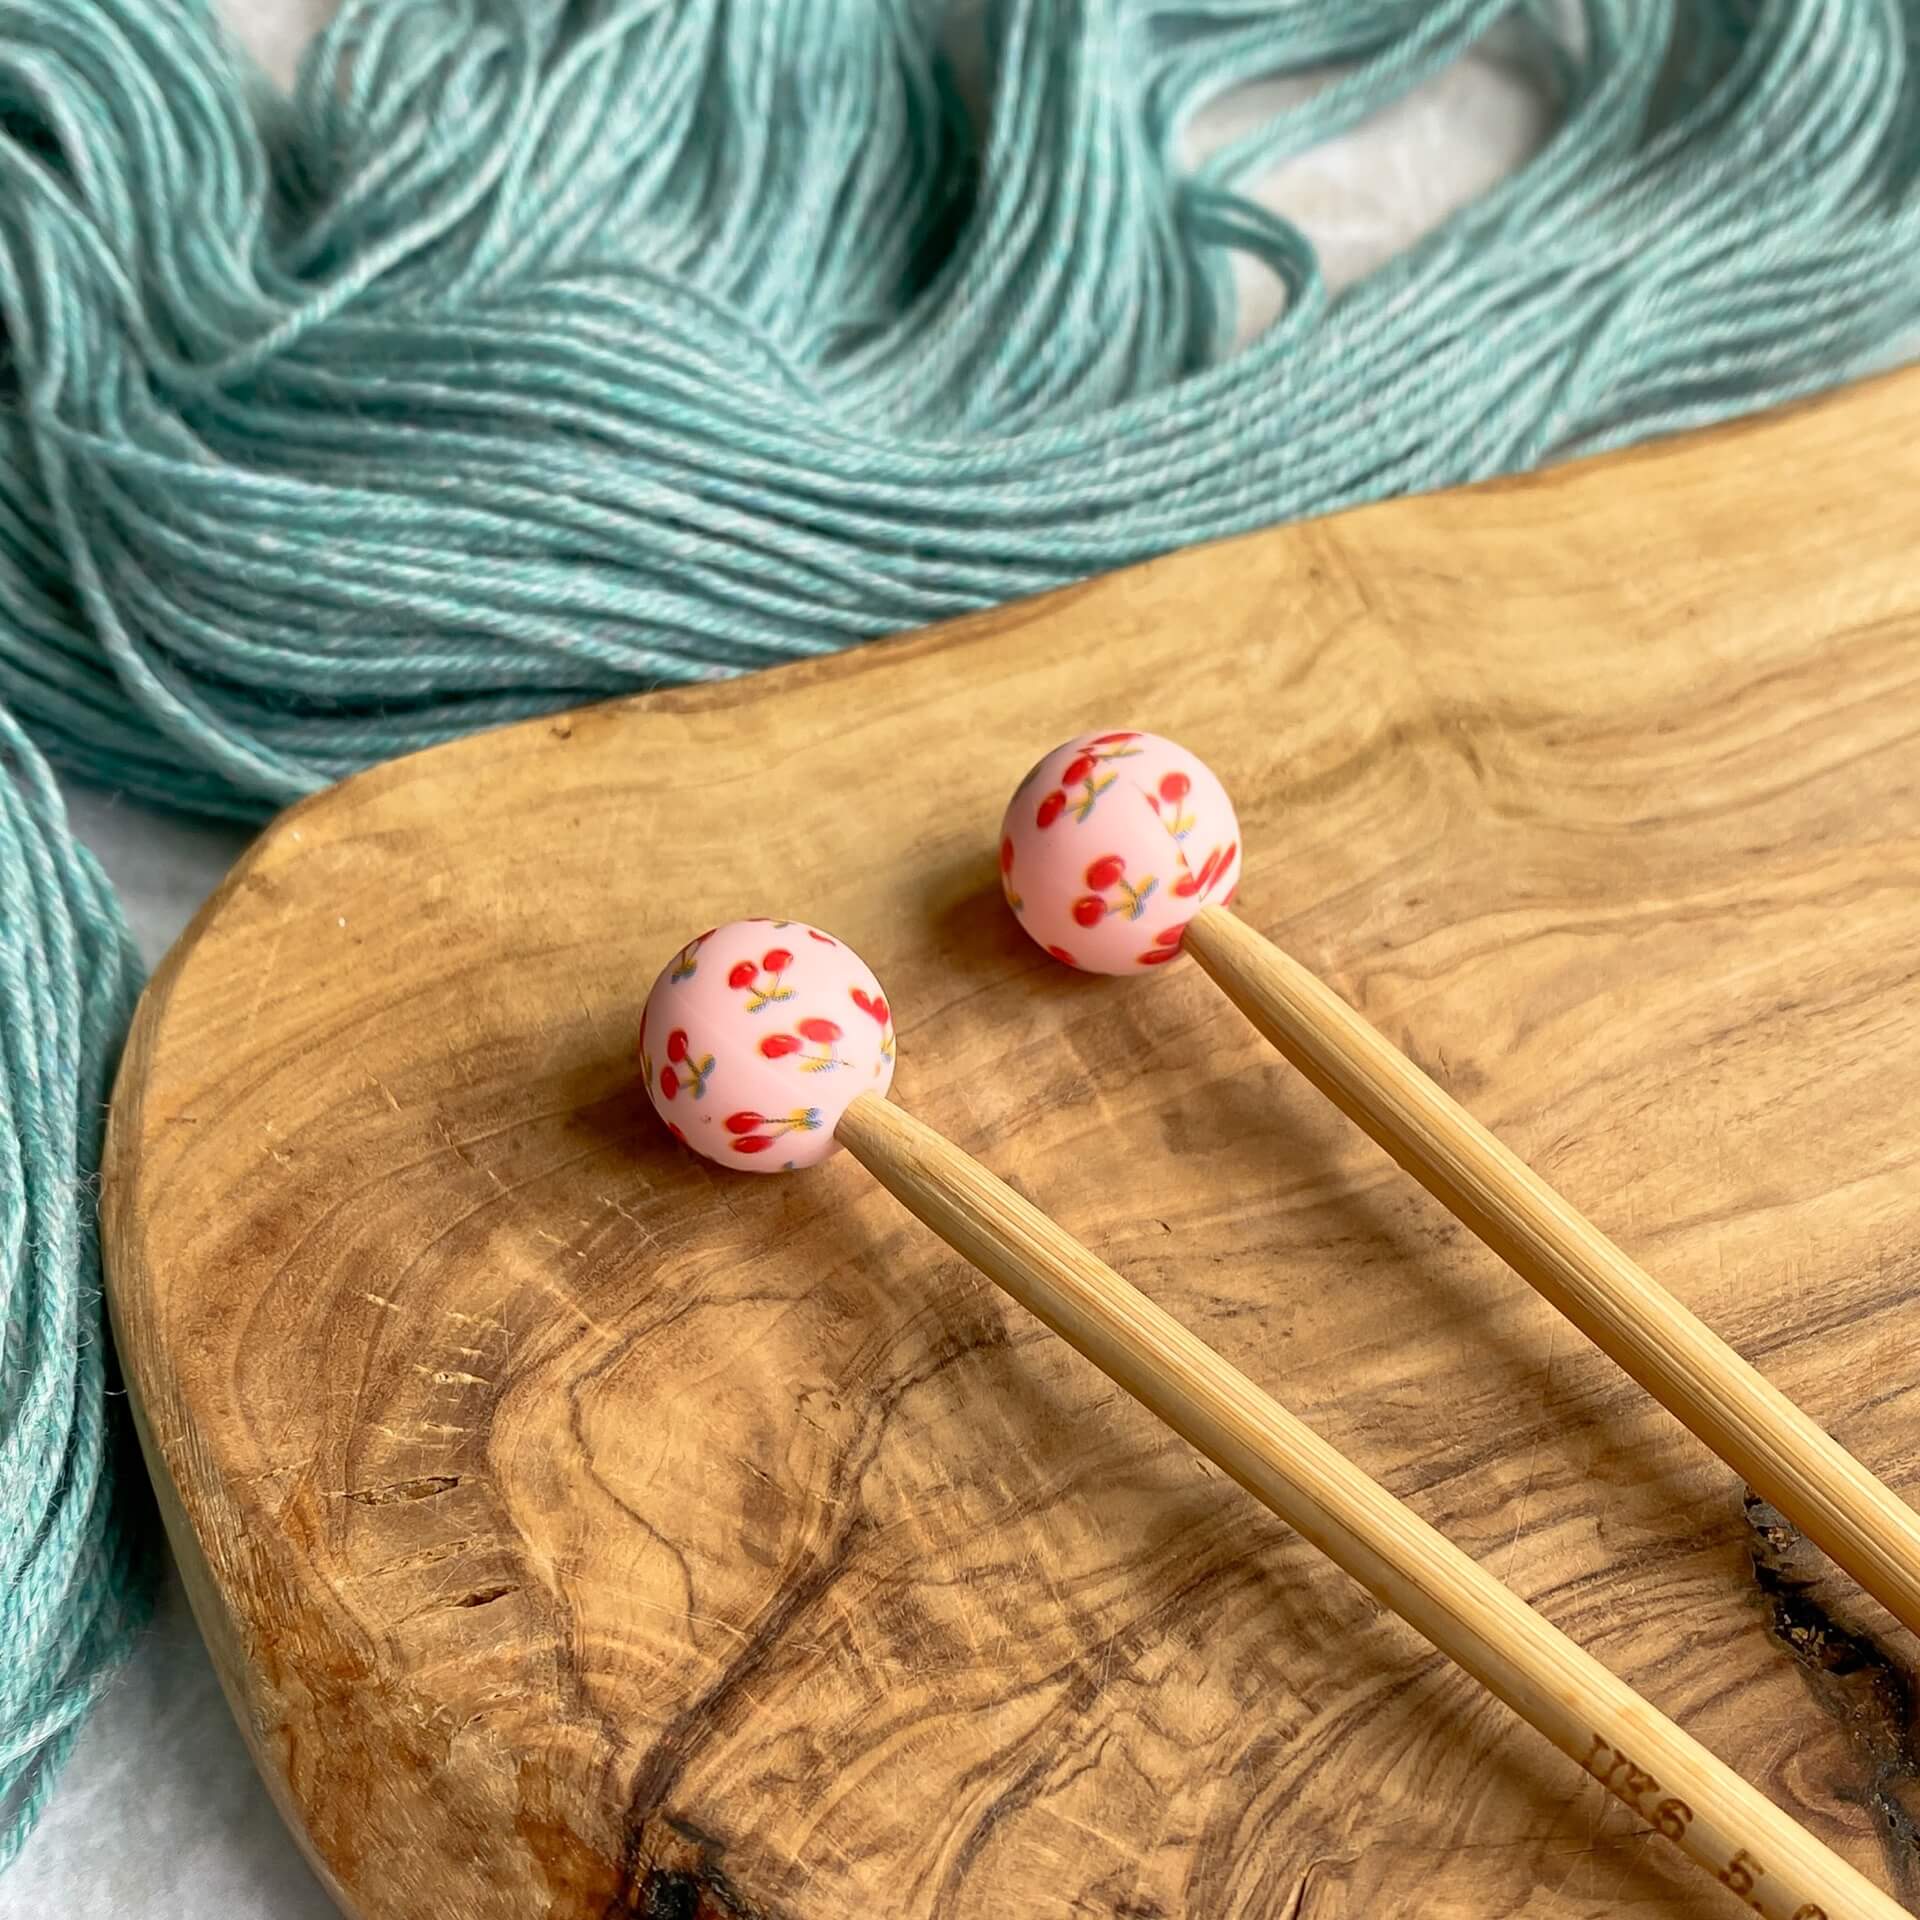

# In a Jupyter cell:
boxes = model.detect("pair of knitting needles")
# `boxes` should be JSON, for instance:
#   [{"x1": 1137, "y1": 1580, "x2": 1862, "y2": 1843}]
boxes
[{"x1": 640, "y1": 731, "x2": 1917, "y2": 1919}]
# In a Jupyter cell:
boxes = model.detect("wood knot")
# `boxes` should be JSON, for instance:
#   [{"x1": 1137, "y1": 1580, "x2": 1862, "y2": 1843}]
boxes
[
  {"x1": 1744, "y1": 1491, "x2": 1920, "y2": 1896},
  {"x1": 614, "y1": 1812, "x2": 763, "y2": 1920}
]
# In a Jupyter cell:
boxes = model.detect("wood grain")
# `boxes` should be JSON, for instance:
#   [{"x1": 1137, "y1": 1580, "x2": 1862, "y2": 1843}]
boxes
[
  {"x1": 1182, "y1": 901, "x2": 1920, "y2": 1639},
  {"x1": 103, "y1": 369, "x2": 1920, "y2": 1919},
  {"x1": 836, "y1": 1091, "x2": 1905, "y2": 1920}
]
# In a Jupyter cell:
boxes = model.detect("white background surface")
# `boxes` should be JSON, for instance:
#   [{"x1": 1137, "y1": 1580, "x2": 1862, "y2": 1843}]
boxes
[{"x1": 4, "y1": 6, "x2": 1545, "y2": 1914}]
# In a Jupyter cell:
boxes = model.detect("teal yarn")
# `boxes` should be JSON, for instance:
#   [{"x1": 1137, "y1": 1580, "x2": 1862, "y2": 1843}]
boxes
[
  {"x1": 4, "y1": 0, "x2": 1920, "y2": 1874},
  {"x1": 0, "y1": 1, "x2": 1917, "y2": 815},
  {"x1": 0, "y1": 709, "x2": 148, "y2": 1872}
]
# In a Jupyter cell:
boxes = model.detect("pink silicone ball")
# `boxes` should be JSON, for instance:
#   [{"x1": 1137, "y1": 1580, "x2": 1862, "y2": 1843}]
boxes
[
  {"x1": 639, "y1": 918, "x2": 896, "y2": 1171},
  {"x1": 999, "y1": 730, "x2": 1241, "y2": 974}
]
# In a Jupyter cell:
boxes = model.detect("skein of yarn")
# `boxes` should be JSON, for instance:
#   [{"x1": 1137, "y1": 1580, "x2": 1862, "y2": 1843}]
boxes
[
  {"x1": 0, "y1": 0, "x2": 1918, "y2": 817},
  {"x1": 0, "y1": 713, "x2": 147, "y2": 1873},
  {"x1": 5, "y1": 0, "x2": 1920, "y2": 1877}
]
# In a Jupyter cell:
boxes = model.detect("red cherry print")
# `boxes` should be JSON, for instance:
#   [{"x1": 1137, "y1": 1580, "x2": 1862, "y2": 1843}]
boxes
[
  {"x1": 760, "y1": 1033, "x2": 802, "y2": 1058},
  {"x1": 660, "y1": 1065, "x2": 680, "y2": 1100},
  {"x1": 1090, "y1": 731, "x2": 1138, "y2": 745},
  {"x1": 1138, "y1": 946, "x2": 1183, "y2": 966},
  {"x1": 849, "y1": 988, "x2": 888, "y2": 1024},
  {"x1": 732, "y1": 1134, "x2": 777, "y2": 1154},
  {"x1": 1159, "y1": 771, "x2": 1190, "y2": 804},
  {"x1": 1084, "y1": 854, "x2": 1124, "y2": 891},
  {"x1": 1047, "y1": 945, "x2": 1077, "y2": 965},
  {"x1": 763, "y1": 947, "x2": 793, "y2": 973},
  {"x1": 666, "y1": 1028, "x2": 689, "y2": 1063},
  {"x1": 724, "y1": 1111, "x2": 764, "y2": 1135},
  {"x1": 797, "y1": 1017, "x2": 842, "y2": 1044},
  {"x1": 1061, "y1": 754, "x2": 1095, "y2": 787},
  {"x1": 999, "y1": 836, "x2": 1014, "y2": 876},
  {"x1": 728, "y1": 960, "x2": 756, "y2": 990},
  {"x1": 1071, "y1": 895, "x2": 1104, "y2": 929},
  {"x1": 806, "y1": 929, "x2": 837, "y2": 945},
  {"x1": 1215, "y1": 842, "x2": 1237, "y2": 886},
  {"x1": 667, "y1": 1122, "x2": 688, "y2": 1146},
  {"x1": 1153, "y1": 925, "x2": 1184, "y2": 946},
  {"x1": 1036, "y1": 790, "x2": 1066, "y2": 829}
]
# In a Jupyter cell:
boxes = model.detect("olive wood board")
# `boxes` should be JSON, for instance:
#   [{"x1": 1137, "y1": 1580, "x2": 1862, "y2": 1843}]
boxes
[{"x1": 105, "y1": 369, "x2": 1920, "y2": 1919}]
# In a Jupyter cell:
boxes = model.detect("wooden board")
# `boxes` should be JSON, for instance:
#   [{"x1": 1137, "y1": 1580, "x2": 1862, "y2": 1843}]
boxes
[{"x1": 104, "y1": 371, "x2": 1920, "y2": 1920}]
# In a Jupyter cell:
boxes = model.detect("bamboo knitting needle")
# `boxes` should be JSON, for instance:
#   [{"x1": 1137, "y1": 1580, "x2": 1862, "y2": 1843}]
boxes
[
  {"x1": 1183, "y1": 902, "x2": 1920, "y2": 1634},
  {"x1": 999, "y1": 729, "x2": 1920, "y2": 1640},
  {"x1": 839, "y1": 1092, "x2": 1900, "y2": 1920},
  {"x1": 643, "y1": 919, "x2": 1905, "y2": 1919}
]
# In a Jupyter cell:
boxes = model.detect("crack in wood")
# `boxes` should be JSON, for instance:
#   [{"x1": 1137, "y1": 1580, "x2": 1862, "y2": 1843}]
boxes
[
  {"x1": 1745, "y1": 1490, "x2": 1920, "y2": 1898},
  {"x1": 447, "y1": 1582, "x2": 516, "y2": 1611},
  {"x1": 341, "y1": 1473, "x2": 462, "y2": 1505},
  {"x1": 394, "y1": 1580, "x2": 518, "y2": 1624}
]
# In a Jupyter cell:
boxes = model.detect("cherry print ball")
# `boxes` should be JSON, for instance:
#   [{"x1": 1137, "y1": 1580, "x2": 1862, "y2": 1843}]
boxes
[
  {"x1": 999, "y1": 731, "x2": 1242, "y2": 974},
  {"x1": 639, "y1": 918, "x2": 896, "y2": 1171}
]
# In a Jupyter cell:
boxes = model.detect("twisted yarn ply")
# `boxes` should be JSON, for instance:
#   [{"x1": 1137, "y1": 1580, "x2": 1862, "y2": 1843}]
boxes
[{"x1": 0, "y1": 714, "x2": 146, "y2": 1872}]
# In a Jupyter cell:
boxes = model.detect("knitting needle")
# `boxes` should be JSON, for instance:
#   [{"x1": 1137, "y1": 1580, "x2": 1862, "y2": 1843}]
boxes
[
  {"x1": 642, "y1": 917, "x2": 1906, "y2": 1920},
  {"x1": 999, "y1": 729, "x2": 1920, "y2": 1641}
]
